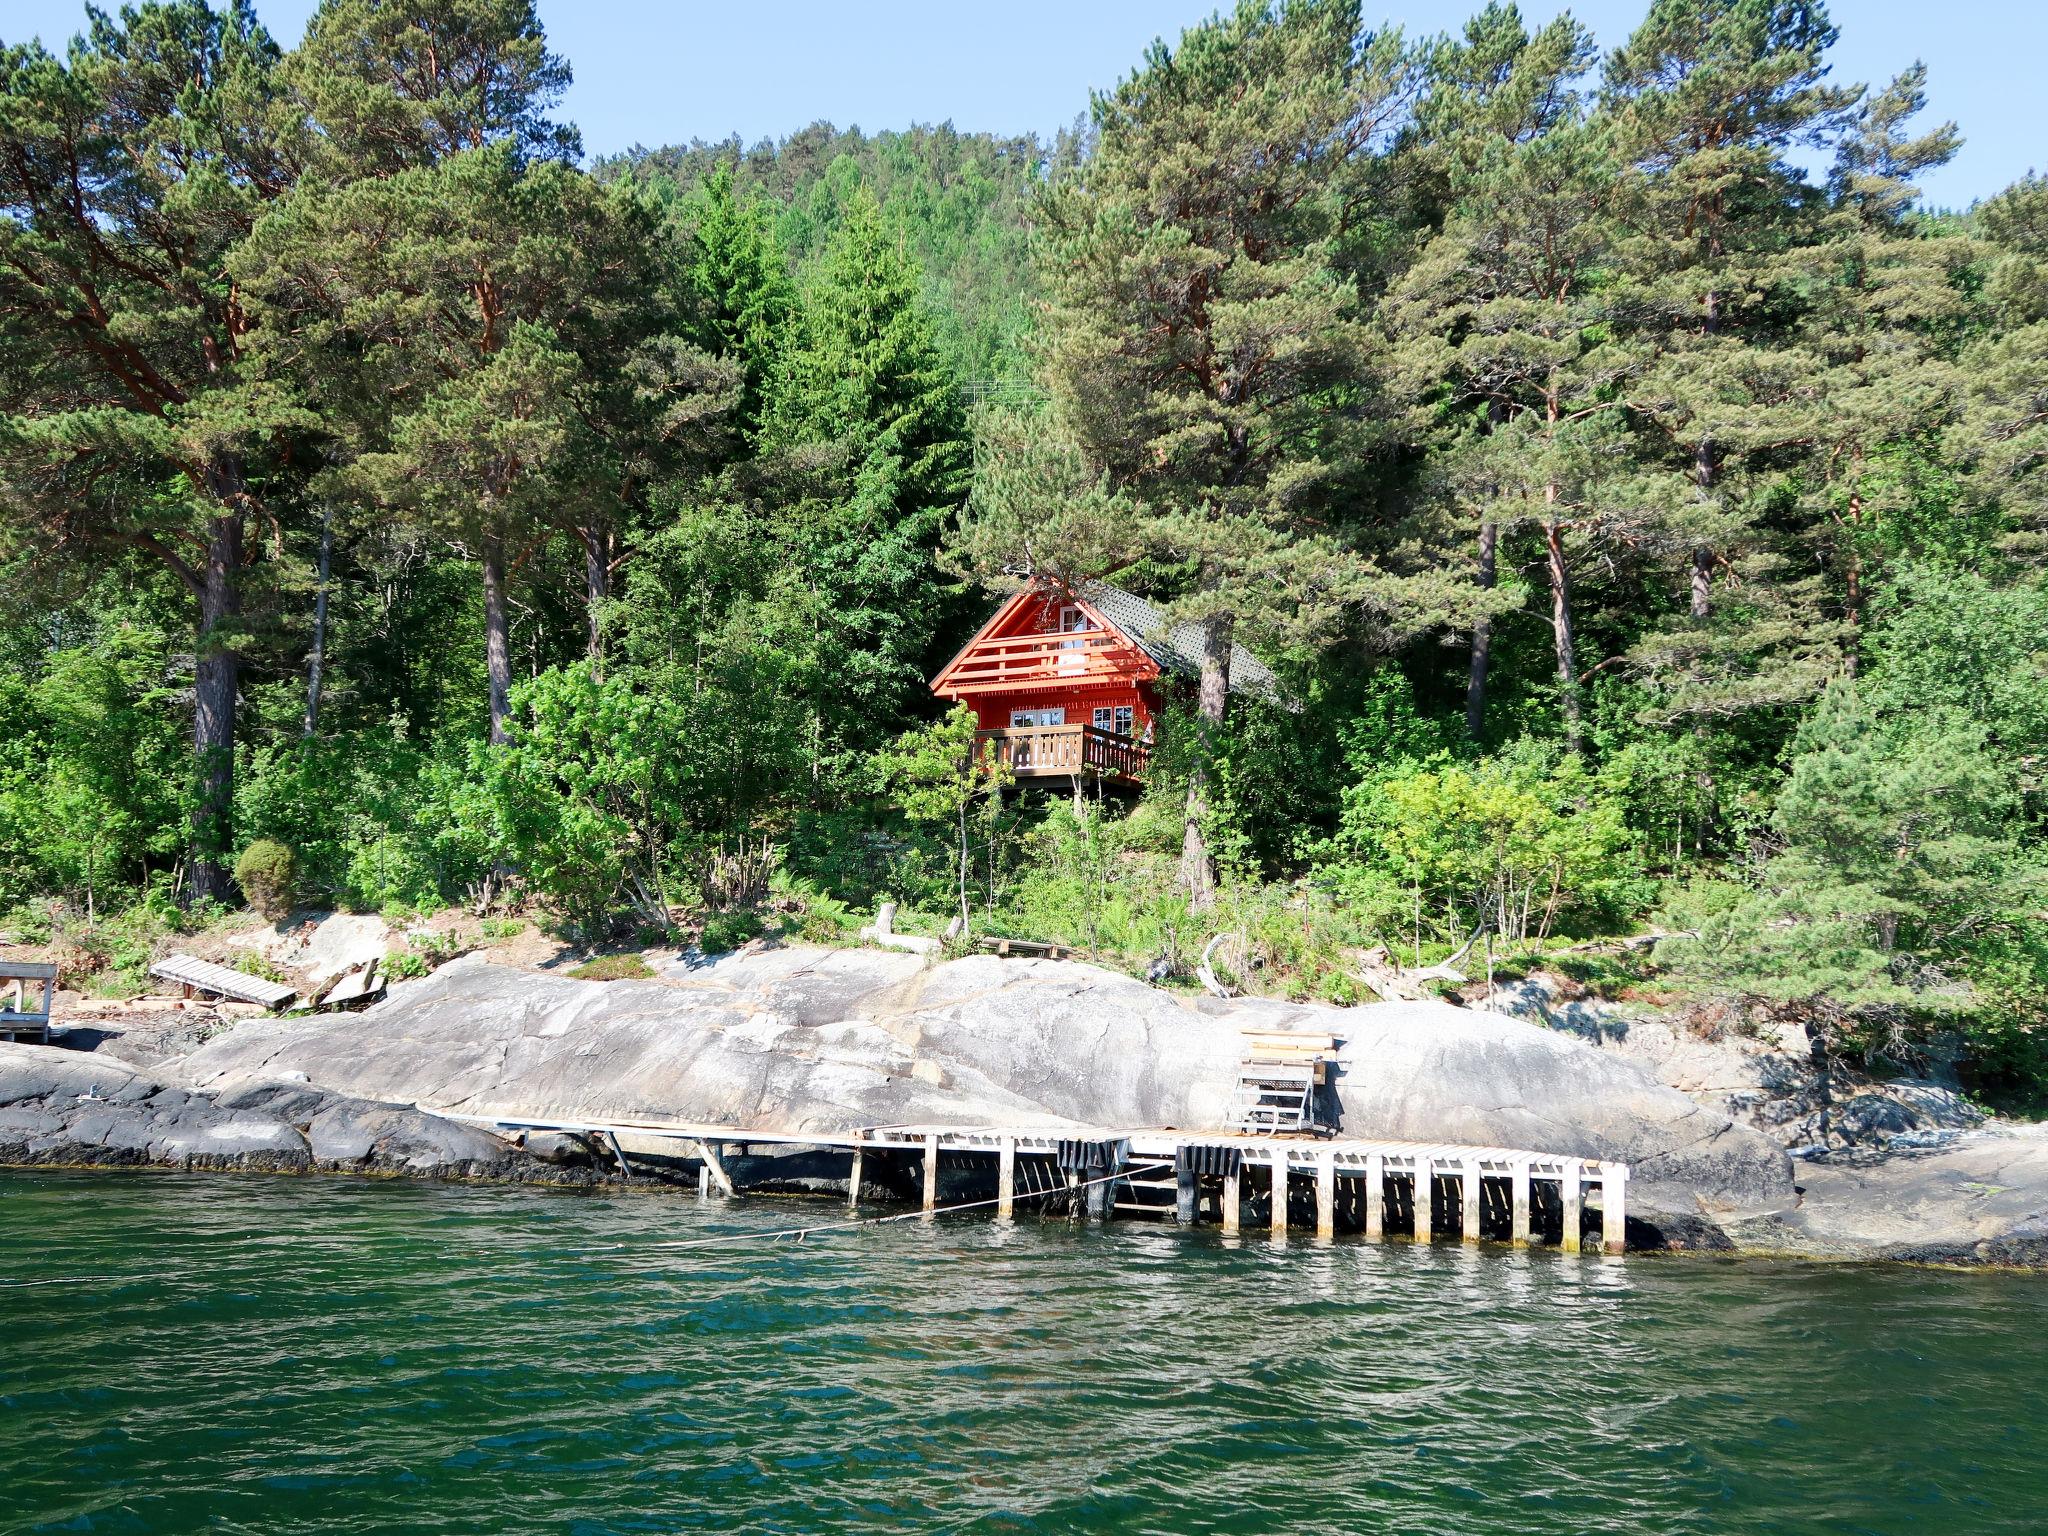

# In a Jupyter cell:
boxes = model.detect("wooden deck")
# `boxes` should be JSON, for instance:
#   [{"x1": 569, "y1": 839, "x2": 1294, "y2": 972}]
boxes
[
  {"x1": 445, "y1": 1110, "x2": 1629, "y2": 1254},
  {"x1": 978, "y1": 724, "x2": 1148, "y2": 783}
]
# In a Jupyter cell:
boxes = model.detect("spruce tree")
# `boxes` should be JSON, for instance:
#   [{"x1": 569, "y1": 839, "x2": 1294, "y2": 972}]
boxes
[{"x1": 759, "y1": 186, "x2": 970, "y2": 767}]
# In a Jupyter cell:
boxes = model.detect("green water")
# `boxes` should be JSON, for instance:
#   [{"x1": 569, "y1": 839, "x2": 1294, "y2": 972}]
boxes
[{"x1": 2, "y1": 1172, "x2": 2044, "y2": 1535}]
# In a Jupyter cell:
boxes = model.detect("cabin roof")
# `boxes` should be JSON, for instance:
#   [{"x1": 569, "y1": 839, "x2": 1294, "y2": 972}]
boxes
[{"x1": 1076, "y1": 582, "x2": 1281, "y2": 702}]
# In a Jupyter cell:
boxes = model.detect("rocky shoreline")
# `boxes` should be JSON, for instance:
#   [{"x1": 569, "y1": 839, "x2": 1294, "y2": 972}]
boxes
[
  {"x1": 6, "y1": 942, "x2": 2047, "y2": 1266},
  {"x1": 0, "y1": 1042, "x2": 600, "y2": 1185}
]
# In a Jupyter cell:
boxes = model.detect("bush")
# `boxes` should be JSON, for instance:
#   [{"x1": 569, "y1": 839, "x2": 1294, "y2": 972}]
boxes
[
  {"x1": 382, "y1": 949, "x2": 428, "y2": 981},
  {"x1": 234, "y1": 839, "x2": 297, "y2": 918},
  {"x1": 698, "y1": 909, "x2": 765, "y2": 953}
]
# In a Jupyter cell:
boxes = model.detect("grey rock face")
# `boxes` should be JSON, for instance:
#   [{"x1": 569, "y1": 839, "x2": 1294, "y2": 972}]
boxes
[
  {"x1": 1725, "y1": 1127, "x2": 2048, "y2": 1265},
  {"x1": 180, "y1": 946, "x2": 1792, "y2": 1210},
  {"x1": 0, "y1": 1041, "x2": 567, "y2": 1182}
]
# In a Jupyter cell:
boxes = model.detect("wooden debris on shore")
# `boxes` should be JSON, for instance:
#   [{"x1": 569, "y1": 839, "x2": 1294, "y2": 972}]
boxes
[
  {"x1": 978, "y1": 935, "x2": 1079, "y2": 961},
  {"x1": 148, "y1": 953, "x2": 297, "y2": 1012},
  {"x1": 312, "y1": 962, "x2": 385, "y2": 1012}
]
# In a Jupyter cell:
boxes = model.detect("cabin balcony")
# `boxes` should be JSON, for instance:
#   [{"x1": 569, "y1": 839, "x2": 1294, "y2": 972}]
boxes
[{"x1": 977, "y1": 725, "x2": 1149, "y2": 784}]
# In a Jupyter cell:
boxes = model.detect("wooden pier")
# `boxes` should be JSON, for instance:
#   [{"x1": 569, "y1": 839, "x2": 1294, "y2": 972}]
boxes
[{"x1": 451, "y1": 1111, "x2": 1630, "y2": 1255}]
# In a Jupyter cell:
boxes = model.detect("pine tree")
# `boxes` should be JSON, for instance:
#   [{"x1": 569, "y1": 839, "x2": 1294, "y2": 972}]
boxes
[
  {"x1": 1601, "y1": 0, "x2": 1857, "y2": 624},
  {"x1": 1401, "y1": 3, "x2": 1598, "y2": 741},
  {"x1": 0, "y1": 0, "x2": 300, "y2": 901},
  {"x1": 237, "y1": 148, "x2": 686, "y2": 741},
  {"x1": 1957, "y1": 174, "x2": 2048, "y2": 556},
  {"x1": 1384, "y1": 116, "x2": 1634, "y2": 755},
  {"x1": 1033, "y1": 0, "x2": 1417, "y2": 900}
]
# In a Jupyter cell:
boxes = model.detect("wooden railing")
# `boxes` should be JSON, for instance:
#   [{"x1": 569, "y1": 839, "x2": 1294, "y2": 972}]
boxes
[
  {"x1": 978, "y1": 725, "x2": 1149, "y2": 781},
  {"x1": 943, "y1": 628, "x2": 1148, "y2": 692}
]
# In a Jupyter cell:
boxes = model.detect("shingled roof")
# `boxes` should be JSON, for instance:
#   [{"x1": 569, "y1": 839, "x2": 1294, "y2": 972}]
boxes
[{"x1": 1078, "y1": 582, "x2": 1281, "y2": 702}]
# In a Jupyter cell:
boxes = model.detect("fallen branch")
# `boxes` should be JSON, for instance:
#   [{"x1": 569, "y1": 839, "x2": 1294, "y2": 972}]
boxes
[{"x1": 1197, "y1": 932, "x2": 1233, "y2": 999}]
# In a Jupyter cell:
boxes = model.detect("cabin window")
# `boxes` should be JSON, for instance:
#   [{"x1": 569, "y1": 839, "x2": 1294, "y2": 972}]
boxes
[
  {"x1": 1011, "y1": 707, "x2": 1065, "y2": 727},
  {"x1": 1058, "y1": 605, "x2": 1089, "y2": 650},
  {"x1": 1092, "y1": 705, "x2": 1134, "y2": 737}
]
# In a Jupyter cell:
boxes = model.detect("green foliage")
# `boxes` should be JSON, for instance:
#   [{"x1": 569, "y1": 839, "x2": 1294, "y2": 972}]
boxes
[
  {"x1": 234, "y1": 840, "x2": 298, "y2": 918},
  {"x1": 489, "y1": 663, "x2": 689, "y2": 937},
  {"x1": 873, "y1": 703, "x2": 1012, "y2": 931},
  {"x1": 382, "y1": 949, "x2": 429, "y2": 981},
  {"x1": 1660, "y1": 684, "x2": 2048, "y2": 1061},
  {"x1": 1322, "y1": 738, "x2": 1647, "y2": 951},
  {"x1": 5, "y1": 0, "x2": 2048, "y2": 1092}
]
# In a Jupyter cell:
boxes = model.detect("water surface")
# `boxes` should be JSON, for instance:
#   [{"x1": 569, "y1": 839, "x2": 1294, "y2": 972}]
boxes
[{"x1": 2, "y1": 1170, "x2": 2042, "y2": 1534}]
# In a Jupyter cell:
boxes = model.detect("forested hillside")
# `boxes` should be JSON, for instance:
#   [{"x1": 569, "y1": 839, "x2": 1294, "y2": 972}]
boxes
[{"x1": 5, "y1": 0, "x2": 2048, "y2": 1101}]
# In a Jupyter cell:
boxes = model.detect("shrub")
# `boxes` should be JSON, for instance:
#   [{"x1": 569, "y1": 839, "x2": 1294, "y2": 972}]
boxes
[
  {"x1": 234, "y1": 839, "x2": 297, "y2": 918},
  {"x1": 382, "y1": 949, "x2": 428, "y2": 981},
  {"x1": 698, "y1": 909, "x2": 765, "y2": 954}
]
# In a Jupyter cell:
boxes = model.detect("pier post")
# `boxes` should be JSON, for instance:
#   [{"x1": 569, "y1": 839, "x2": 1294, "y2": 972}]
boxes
[
  {"x1": 1315, "y1": 1151, "x2": 1336, "y2": 1241},
  {"x1": 697, "y1": 1160, "x2": 710, "y2": 1201},
  {"x1": 1175, "y1": 1154, "x2": 1199, "y2": 1226},
  {"x1": 1462, "y1": 1162, "x2": 1482, "y2": 1243},
  {"x1": 1085, "y1": 1143, "x2": 1120, "y2": 1222},
  {"x1": 1560, "y1": 1160, "x2": 1582, "y2": 1253},
  {"x1": 1222, "y1": 1168, "x2": 1241, "y2": 1235},
  {"x1": 1414, "y1": 1165, "x2": 1433, "y2": 1242},
  {"x1": 847, "y1": 1135, "x2": 865, "y2": 1211},
  {"x1": 1511, "y1": 1160, "x2": 1531, "y2": 1247},
  {"x1": 1270, "y1": 1157, "x2": 1289, "y2": 1237},
  {"x1": 922, "y1": 1133, "x2": 940, "y2": 1217},
  {"x1": 1601, "y1": 1163, "x2": 1628, "y2": 1255},
  {"x1": 1364, "y1": 1153, "x2": 1383, "y2": 1239},
  {"x1": 997, "y1": 1136, "x2": 1016, "y2": 1222}
]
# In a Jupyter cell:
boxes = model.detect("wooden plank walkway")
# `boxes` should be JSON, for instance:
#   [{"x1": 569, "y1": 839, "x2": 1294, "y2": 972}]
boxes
[
  {"x1": 147, "y1": 954, "x2": 297, "y2": 1010},
  {"x1": 445, "y1": 1109, "x2": 1629, "y2": 1255}
]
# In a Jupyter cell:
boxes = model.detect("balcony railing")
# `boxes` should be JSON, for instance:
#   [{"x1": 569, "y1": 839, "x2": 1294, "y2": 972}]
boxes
[
  {"x1": 978, "y1": 724, "x2": 1149, "y2": 782},
  {"x1": 943, "y1": 628, "x2": 1146, "y2": 692}
]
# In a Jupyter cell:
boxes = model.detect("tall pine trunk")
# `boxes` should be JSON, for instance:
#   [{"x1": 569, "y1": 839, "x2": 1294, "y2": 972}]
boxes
[
  {"x1": 1544, "y1": 516, "x2": 1584, "y2": 757},
  {"x1": 482, "y1": 529, "x2": 513, "y2": 746},
  {"x1": 582, "y1": 519, "x2": 610, "y2": 664},
  {"x1": 188, "y1": 512, "x2": 242, "y2": 904},
  {"x1": 1465, "y1": 520, "x2": 1497, "y2": 741},
  {"x1": 1179, "y1": 614, "x2": 1232, "y2": 910},
  {"x1": 1691, "y1": 432, "x2": 1716, "y2": 620},
  {"x1": 303, "y1": 507, "x2": 333, "y2": 741}
]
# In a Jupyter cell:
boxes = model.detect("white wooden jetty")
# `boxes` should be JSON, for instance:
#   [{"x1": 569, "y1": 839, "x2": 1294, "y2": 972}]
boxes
[{"x1": 448, "y1": 1110, "x2": 1630, "y2": 1255}]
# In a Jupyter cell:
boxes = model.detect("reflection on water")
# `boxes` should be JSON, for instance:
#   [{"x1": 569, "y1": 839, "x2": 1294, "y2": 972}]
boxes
[{"x1": 1, "y1": 1170, "x2": 2043, "y2": 1535}]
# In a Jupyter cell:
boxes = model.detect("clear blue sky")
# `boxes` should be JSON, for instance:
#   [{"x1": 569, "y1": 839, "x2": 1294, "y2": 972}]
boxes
[{"x1": 9, "y1": 0, "x2": 2038, "y2": 207}]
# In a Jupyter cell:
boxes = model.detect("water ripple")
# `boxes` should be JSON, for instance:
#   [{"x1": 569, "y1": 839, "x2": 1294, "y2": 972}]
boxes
[{"x1": 3, "y1": 1171, "x2": 2046, "y2": 1535}]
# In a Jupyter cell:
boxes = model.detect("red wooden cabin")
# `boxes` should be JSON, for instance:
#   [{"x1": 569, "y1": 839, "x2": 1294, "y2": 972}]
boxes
[{"x1": 930, "y1": 581, "x2": 1278, "y2": 786}]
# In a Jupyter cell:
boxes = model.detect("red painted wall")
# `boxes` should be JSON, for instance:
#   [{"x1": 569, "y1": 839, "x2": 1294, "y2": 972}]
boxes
[{"x1": 970, "y1": 683, "x2": 1156, "y2": 736}]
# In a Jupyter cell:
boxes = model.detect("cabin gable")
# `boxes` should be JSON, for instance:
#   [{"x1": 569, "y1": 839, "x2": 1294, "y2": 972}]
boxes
[{"x1": 932, "y1": 591, "x2": 1159, "y2": 705}]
